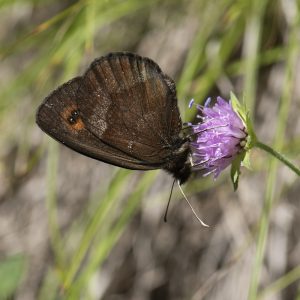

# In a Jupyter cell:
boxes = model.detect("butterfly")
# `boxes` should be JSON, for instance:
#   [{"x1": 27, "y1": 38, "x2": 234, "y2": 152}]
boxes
[{"x1": 36, "y1": 52, "x2": 191, "y2": 184}]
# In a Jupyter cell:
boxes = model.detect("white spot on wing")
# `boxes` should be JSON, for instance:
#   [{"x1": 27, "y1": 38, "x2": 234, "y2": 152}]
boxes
[{"x1": 90, "y1": 93, "x2": 109, "y2": 136}]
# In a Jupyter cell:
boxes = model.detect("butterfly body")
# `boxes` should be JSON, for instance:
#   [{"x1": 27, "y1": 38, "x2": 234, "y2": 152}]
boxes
[{"x1": 36, "y1": 52, "x2": 191, "y2": 184}]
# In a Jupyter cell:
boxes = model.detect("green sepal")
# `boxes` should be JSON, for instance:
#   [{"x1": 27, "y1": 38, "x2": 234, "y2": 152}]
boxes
[
  {"x1": 245, "y1": 111, "x2": 257, "y2": 149},
  {"x1": 230, "y1": 151, "x2": 246, "y2": 191},
  {"x1": 230, "y1": 92, "x2": 247, "y2": 124},
  {"x1": 241, "y1": 151, "x2": 252, "y2": 170},
  {"x1": 229, "y1": 93, "x2": 257, "y2": 189},
  {"x1": 230, "y1": 92, "x2": 257, "y2": 150}
]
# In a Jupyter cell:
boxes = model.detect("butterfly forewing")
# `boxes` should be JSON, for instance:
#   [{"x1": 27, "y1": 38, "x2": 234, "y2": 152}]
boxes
[{"x1": 37, "y1": 77, "x2": 156, "y2": 170}]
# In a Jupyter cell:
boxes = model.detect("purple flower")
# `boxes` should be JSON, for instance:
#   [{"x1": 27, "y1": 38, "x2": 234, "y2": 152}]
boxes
[{"x1": 189, "y1": 96, "x2": 248, "y2": 178}]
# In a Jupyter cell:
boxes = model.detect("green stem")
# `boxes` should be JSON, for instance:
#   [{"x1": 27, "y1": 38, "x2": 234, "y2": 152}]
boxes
[{"x1": 255, "y1": 141, "x2": 300, "y2": 176}]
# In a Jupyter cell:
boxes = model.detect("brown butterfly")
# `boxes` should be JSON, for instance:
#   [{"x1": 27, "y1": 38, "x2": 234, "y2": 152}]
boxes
[{"x1": 36, "y1": 52, "x2": 191, "y2": 184}]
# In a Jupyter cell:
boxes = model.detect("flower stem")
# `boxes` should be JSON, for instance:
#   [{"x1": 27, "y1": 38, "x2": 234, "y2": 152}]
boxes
[{"x1": 255, "y1": 141, "x2": 300, "y2": 176}]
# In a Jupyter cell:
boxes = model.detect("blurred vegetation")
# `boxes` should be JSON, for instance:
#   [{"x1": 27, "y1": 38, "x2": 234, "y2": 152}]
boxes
[{"x1": 0, "y1": 0, "x2": 300, "y2": 299}]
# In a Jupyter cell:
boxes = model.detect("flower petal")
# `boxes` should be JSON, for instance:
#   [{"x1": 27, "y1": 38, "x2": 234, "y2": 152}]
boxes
[{"x1": 189, "y1": 97, "x2": 247, "y2": 178}]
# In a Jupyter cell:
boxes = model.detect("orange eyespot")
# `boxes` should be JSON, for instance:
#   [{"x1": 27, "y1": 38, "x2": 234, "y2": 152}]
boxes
[{"x1": 62, "y1": 105, "x2": 85, "y2": 131}]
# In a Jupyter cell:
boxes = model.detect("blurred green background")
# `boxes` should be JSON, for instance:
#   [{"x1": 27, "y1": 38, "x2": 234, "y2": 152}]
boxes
[{"x1": 1, "y1": 0, "x2": 300, "y2": 299}]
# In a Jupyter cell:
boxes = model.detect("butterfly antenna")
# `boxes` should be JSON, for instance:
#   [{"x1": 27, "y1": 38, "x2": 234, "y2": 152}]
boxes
[
  {"x1": 164, "y1": 179, "x2": 176, "y2": 222},
  {"x1": 177, "y1": 181, "x2": 209, "y2": 227}
]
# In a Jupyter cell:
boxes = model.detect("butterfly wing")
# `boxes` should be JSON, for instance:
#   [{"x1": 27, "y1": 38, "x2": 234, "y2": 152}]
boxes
[{"x1": 36, "y1": 52, "x2": 183, "y2": 170}]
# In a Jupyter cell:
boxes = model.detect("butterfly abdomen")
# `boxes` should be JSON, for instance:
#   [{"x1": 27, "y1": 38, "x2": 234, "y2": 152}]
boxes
[{"x1": 164, "y1": 140, "x2": 191, "y2": 184}]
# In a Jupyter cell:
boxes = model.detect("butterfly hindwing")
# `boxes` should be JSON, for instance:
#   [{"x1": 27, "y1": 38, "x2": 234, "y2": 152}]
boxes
[{"x1": 78, "y1": 53, "x2": 182, "y2": 164}]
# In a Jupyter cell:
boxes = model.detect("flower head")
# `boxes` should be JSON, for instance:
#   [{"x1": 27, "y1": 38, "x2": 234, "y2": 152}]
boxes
[{"x1": 189, "y1": 96, "x2": 248, "y2": 179}]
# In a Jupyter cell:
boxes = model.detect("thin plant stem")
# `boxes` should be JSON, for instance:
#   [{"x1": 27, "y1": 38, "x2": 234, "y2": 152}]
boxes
[
  {"x1": 258, "y1": 264, "x2": 300, "y2": 300},
  {"x1": 243, "y1": 0, "x2": 268, "y2": 116},
  {"x1": 248, "y1": 8, "x2": 300, "y2": 299},
  {"x1": 255, "y1": 141, "x2": 300, "y2": 176}
]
